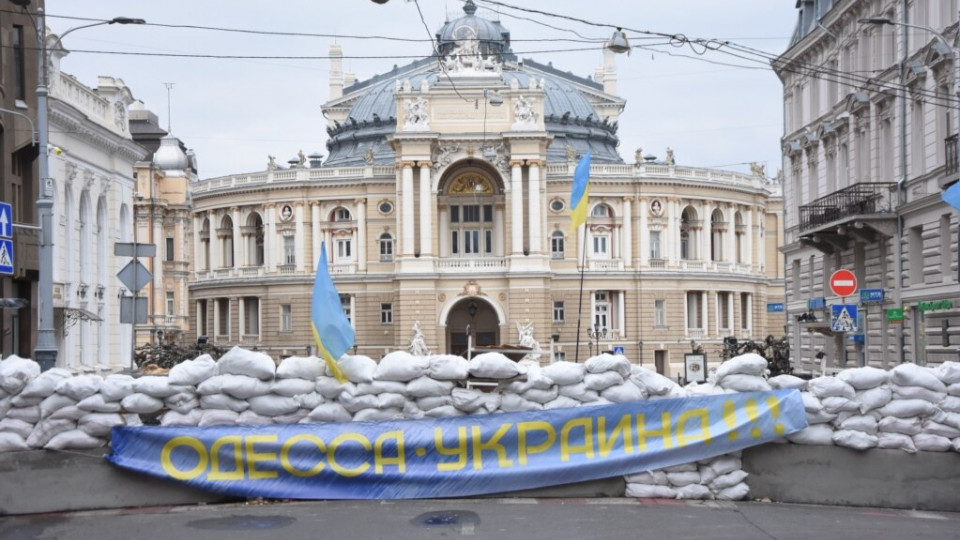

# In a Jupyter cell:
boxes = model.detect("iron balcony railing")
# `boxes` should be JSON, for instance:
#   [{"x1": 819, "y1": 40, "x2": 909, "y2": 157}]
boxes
[
  {"x1": 798, "y1": 182, "x2": 896, "y2": 233},
  {"x1": 946, "y1": 134, "x2": 958, "y2": 177}
]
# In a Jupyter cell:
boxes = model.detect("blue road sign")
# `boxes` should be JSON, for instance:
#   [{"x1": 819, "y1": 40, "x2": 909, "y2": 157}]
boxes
[
  {"x1": 612, "y1": 345, "x2": 625, "y2": 355},
  {"x1": 808, "y1": 297, "x2": 826, "y2": 310},
  {"x1": 767, "y1": 302, "x2": 785, "y2": 313},
  {"x1": 849, "y1": 334, "x2": 865, "y2": 344},
  {"x1": 860, "y1": 288, "x2": 884, "y2": 303},
  {"x1": 831, "y1": 304, "x2": 858, "y2": 333},
  {"x1": 0, "y1": 238, "x2": 13, "y2": 275},
  {"x1": 0, "y1": 202, "x2": 12, "y2": 239}
]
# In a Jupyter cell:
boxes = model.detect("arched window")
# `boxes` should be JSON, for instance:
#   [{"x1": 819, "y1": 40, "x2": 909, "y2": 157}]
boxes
[
  {"x1": 329, "y1": 207, "x2": 354, "y2": 262},
  {"x1": 246, "y1": 213, "x2": 264, "y2": 266},
  {"x1": 590, "y1": 204, "x2": 614, "y2": 259},
  {"x1": 379, "y1": 232, "x2": 394, "y2": 262},
  {"x1": 550, "y1": 230, "x2": 565, "y2": 259},
  {"x1": 200, "y1": 218, "x2": 211, "y2": 270},
  {"x1": 734, "y1": 211, "x2": 745, "y2": 263},
  {"x1": 219, "y1": 215, "x2": 234, "y2": 267},
  {"x1": 445, "y1": 173, "x2": 498, "y2": 258},
  {"x1": 710, "y1": 208, "x2": 725, "y2": 262},
  {"x1": 591, "y1": 204, "x2": 612, "y2": 218},
  {"x1": 680, "y1": 207, "x2": 697, "y2": 260}
]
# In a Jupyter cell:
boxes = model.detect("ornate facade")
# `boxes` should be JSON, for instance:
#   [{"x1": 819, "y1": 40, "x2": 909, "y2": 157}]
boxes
[
  {"x1": 777, "y1": 0, "x2": 960, "y2": 372},
  {"x1": 188, "y1": 2, "x2": 784, "y2": 377}
]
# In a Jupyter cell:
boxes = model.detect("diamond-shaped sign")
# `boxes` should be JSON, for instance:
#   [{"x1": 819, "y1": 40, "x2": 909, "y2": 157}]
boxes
[{"x1": 117, "y1": 260, "x2": 152, "y2": 292}]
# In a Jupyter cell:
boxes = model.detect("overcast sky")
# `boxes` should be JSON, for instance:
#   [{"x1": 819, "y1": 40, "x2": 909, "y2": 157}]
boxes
[{"x1": 43, "y1": 1, "x2": 798, "y2": 180}]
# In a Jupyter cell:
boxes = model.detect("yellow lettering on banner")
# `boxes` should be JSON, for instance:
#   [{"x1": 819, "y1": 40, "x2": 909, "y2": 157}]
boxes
[
  {"x1": 560, "y1": 418, "x2": 595, "y2": 461},
  {"x1": 471, "y1": 423, "x2": 514, "y2": 470},
  {"x1": 245, "y1": 435, "x2": 279, "y2": 480},
  {"x1": 374, "y1": 431, "x2": 406, "y2": 474},
  {"x1": 161, "y1": 436, "x2": 208, "y2": 481},
  {"x1": 597, "y1": 415, "x2": 634, "y2": 458},
  {"x1": 676, "y1": 408, "x2": 712, "y2": 447},
  {"x1": 280, "y1": 434, "x2": 326, "y2": 477},
  {"x1": 209, "y1": 435, "x2": 245, "y2": 481},
  {"x1": 435, "y1": 427, "x2": 468, "y2": 471},
  {"x1": 326, "y1": 433, "x2": 372, "y2": 477},
  {"x1": 516, "y1": 421, "x2": 556, "y2": 466},
  {"x1": 636, "y1": 413, "x2": 673, "y2": 452}
]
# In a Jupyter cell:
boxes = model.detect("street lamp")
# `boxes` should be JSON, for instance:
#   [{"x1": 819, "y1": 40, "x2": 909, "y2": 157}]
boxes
[
  {"x1": 587, "y1": 323, "x2": 607, "y2": 356},
  {"x1": 8, "y1": 0, "x2": 145, "y2": 370}
]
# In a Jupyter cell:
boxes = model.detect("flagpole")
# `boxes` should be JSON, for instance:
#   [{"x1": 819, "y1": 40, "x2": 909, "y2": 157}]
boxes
[{"x1": 574, "y1": 222, "x2": 588, "y2": 362}]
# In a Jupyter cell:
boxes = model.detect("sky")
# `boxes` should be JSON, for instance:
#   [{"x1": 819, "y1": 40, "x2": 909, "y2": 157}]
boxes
[{"x1": 42, "y1": 1, "x2": 799, "y2": 180}]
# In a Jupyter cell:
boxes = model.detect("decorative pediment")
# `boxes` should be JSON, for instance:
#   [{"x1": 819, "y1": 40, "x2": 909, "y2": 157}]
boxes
[
  {"x1": 923, "y1": 41, "x2": 954, "y2": 70},
  {"x1": 802, "y1": 132, "x2": 819, "y2": 150},
  {"x1": 783, "y1": 139, "x2": 803, "y2": 157},
  {"x1": 843, "y1": 91, "x2": 870, "y2": 114},
  {"x1": 816, "y1": 120, "x2": 838, "y2": 140},
  {"x1": 903, "y1": 59, "x2": 927, "y2": 87}
]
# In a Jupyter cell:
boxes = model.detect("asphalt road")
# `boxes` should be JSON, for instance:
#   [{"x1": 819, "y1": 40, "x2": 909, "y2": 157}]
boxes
[{"x1": 1, "y1": 498, "x2": 958, "y2": 540}]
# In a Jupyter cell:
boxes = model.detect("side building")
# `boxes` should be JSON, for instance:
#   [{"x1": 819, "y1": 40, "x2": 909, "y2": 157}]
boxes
[
  {"x1": 776, "y1": 0, "x2": 960, "y2": 372},
  {"x1": 187, "y1": 2, "x2": 785, "y2": 377}
]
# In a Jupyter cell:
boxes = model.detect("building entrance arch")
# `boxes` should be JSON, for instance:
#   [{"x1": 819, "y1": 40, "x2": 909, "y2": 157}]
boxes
[{"x1": 445, "y1": 296, "x2": 501, "y2": 356}]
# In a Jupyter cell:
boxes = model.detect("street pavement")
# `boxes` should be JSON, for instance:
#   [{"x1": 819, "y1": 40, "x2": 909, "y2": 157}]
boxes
[{"x1": 1, "y1": 498, "x2": 958, "y2": 540}]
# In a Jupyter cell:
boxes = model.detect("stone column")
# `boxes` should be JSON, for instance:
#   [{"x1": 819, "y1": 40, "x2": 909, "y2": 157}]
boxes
[
  {"x1": 357, "y1": 198, "x2": 368, "y2": 270},
  {"x1": 667, "y1": 199, "x2": 678, "y2": 263},
  {"x1": 210, "y1": 211, "x2": 222, "y2": 269},
  {"x1": 622, "y1": 197, "x2": 632, "y2": 267},
  {"x1": 419, "y1": 162, "x2": 432, "y2": 257},
  {"x1": 294, "y1": 203, "x2": 305, "y2": 271},
  {"x1": 231, "y1": 207, "x2": 242, "y2": 267},
  {"x1": 510, "y1": 160, "x2": 524, "y2": 255},
  {"x1": 494, "y1": 203, "x2": 505, "y2": 257},
  {"x1": 725, "y1": 205, "x2": 736, "y2": 263},
  {"x1": 193, "y1": 214, "x2": 203, "y2": 270},
  {"x1": 238, "y1": 295, "x2": 246, "y2": 338},
  {"x1": 264, "y1": 204, "x2": 276, "y2": 272},
  {"x1": 701, "y1": 202, "x2": 712, "y2": 262},
  {"x1": 311, "y1": 202, "x2": 321, "y2": 268},
  {"x1": 438, "y1": 205, "x2": 449, "y2": 257},
  {"x1": 401, "y1": 162, "x2": 415, "y2": 256},
  {"x1": 528, "y1": 160, "x2": 542, "y2": 254}
]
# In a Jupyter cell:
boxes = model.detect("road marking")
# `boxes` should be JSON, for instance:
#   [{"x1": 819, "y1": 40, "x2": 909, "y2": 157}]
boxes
[{"x1": 901, "y1": 510, "x2": 949, "y2": 520}]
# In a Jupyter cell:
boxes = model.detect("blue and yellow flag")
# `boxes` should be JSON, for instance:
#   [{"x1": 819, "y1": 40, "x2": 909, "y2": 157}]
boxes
[
  {"x1": 943, "y1": 181, "x2": 960, "y2": 211},
  {"x1": 569, "y1": 151, "x2": 591, "y2": 231},
  {"x1": 311, "y1": 242, "x2": 354, "y2": 383}
]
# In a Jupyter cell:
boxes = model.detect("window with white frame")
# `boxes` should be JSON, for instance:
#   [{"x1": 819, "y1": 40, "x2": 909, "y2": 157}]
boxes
[
  {"x1": 592, "y1": 232, "x2": 610, "y2": 259},
  {"x1": 166, "y1": 292, "x2": 175, "y2": 315},
  {"x1": 243, "y1": 297, "x2": 260, "y2": 335},
  {"x1": 685, "y1": 291, "x2": 704, "y2": 331},
  {"x1": 197, "y1": 300, "x2": 208, "y2": 337},
  {"x1": 336, "y1": 238, "x2": 353, "y2": 261},
  {"x1": 718, "y1": 292, "x2": 731, "y2": 331},
  {"x1": 379, "y1": 233, "x2": 394, "y2": 261},
  {"x1": 593, "y1": 291, "x2": 610, "y2": 332},
  {"x1": 450, "y1": 204, "x2": 494, "y2": 256},
  {"x1": 553, "y1": 301, "x2": 565, "y2": 323},
  {"x1": 280, "y1": 304, "x2": 292, "y2": 332},
  {"x1": 740, "y1": 293, "x2": 751, "y2": 331},
  {"x1": 654, "y1": 299, "x2": 666, "y2": 327},
  {"x1": 334, "y1": 208, "x2": 352, "y2": 222},
  {"x1": 381, "y1": 303, "x2": 393, "y2": 324},
  {"x1": 551, "y1": 231, "x2": 565, "y2": 259},
  {"x1": 283, "y1": 235, "x2": 295, "y2": 265},
  {"x1": 340, "y1": 294, "x2": 353, "y2": 326},
  {"x1": 216, "y1": 298, "x2": 230, "y2": 338},
  {"x1": 649, "y1": 230, "x2": 661, "y2": 260}
]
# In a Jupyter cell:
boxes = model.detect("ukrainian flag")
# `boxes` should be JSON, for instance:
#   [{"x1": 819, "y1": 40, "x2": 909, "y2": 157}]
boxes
[
  {"x1": 569, "y1": 151, "x2": 591, "y2": 231},
  {"x1": 311, "y1": 242, "x2": 354, "y2": 383},
  {"x1": 944, "y1": 180, "x2": 960, "y2": 211}
]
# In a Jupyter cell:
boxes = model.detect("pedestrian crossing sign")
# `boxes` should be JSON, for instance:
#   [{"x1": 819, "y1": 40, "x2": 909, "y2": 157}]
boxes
[
  {"x1": 830, "y1": 304, "x2": 858, "y2": 333},
  {"x1": 0, "y1": 238, "x2": 12, "y2": 275}
]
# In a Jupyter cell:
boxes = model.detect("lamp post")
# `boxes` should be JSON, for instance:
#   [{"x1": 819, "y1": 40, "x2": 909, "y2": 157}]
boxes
[{"x1": 9, "y1": 0, "x2": 144, "y2": 370}]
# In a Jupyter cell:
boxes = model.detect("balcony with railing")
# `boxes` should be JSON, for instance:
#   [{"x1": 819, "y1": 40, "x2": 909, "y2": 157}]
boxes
[
  {"x1": 797, "y1": 182, "x2": 897, "y2": 252},
  {"x1": 435, "y1": 257, "x2": 507, "y2": 273},
  {"x1": 947, "y1": 134, "x2": 958, "y2": 178},
  {"x1": 587, "y1": 259, "x2": 625, "y2": 271}
]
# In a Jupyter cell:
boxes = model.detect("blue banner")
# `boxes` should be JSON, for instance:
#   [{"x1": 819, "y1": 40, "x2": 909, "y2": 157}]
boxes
[{"x1": 107, "y1": 390, "x2": 806, "y2": 500}]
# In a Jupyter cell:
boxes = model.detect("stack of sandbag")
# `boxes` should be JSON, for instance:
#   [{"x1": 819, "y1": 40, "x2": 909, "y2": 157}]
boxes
[
  {"x1": 192, "y1": 347, "x2": 277, "y2": 427},
  {"x1": 937, "y1": 362, "x2": 960, "y2": 453},
  {"x1": 630, "y1": 365, "x2": 685, "y2": 401},
  {"x1": 0, "y1": 357, "x2": 49, "y2": 452},
  {"x1": 712, "y1": 354, "x2": 771, "y2": 393},
  {"x1": 160, "y1": 355, "x2": 217, "y2": 426},
  {"x1": 886, "y1": 363, "x2": 952, "y2": 452},
  {"x1": 624, "y1": 453, "x2": 748, "y2": 500}
]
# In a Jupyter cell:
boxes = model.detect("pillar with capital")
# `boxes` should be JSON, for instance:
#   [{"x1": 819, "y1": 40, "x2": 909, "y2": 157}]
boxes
[
  {"x1": 264, "y1": 204, "x2": 276, "y2": 272},
  {"x1": 510, "y1": 160, "x2": 524, "y2": 255},
  {"x1": 356, "y1": 198, "x2": 368, "y2": 270},
  {"x1": 418, "y1": 161, "x2": 433, "y2": 257},
  {"x1": 401, "y1": 162, "x2": 415, "y2": 256},
  {"x1": 311, "y1": 202, "x2": 321, "y2": 268},
  {"x1": 622, "y1": 197, "x2": 632, "y2": 267},
  {"x1": 294, "y1": 202, "x2": 305, "y2": 271},
  {"x1": 527, "y1": 160, "x2": 542, "y2": 254}
]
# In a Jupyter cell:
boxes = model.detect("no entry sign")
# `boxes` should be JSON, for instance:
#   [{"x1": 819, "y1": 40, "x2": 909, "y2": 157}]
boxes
[{"x1": 830, "y1": 269, "x2": 857, "y2": 297}]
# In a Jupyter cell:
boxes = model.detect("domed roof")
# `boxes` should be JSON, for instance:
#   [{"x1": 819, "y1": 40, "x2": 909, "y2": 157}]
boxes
[
  {"x1": 154, "y1": 134, "x2": 190, "y2": 173},
  {"x1": 435, "y1": 0, "x2": 511, "y2": 58}
]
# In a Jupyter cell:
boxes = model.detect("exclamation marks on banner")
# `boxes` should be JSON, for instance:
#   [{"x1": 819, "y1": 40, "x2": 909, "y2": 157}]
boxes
[
  {"x1": 724, "y1": 397, "x2": 784, "y2": 440},
  {"x1": 768, "y1": 396, "x2": 785, "y2": 436},
  {"x1": 723, "y1": 400, "x2": 738, "y2": 441}
]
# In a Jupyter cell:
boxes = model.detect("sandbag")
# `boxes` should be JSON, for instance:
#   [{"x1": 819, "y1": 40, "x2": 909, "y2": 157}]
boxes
[
  {"x1": 786, "y1": 424, "x2": 835, "y2": 445},
  {"x1": 585, "y1": 354, "x2": 632, "y2": 377},
  {"x1": 522, "y1": 387, "x2": 559, "y2": 404},
  {"x1": 704, "y1": 455, "x2": 742, "y2": 477},
  {"x1": 820, "y1": 396, "x2": 860, "y2": 414},
  {"x1": 100, "y1": 374, "x2": 137, "y2": 402},
  {"x1": 878, "y1": 416, "x2": 922, "y2": 436},
  {"x1": 354, "y1": 380, "x2": 407, "y2": 397},
  {"x1": 0, "y1": 432, "x2": 28, "y2": 452},
  {"x1": 120, "y1": 393, "x2": 164, "y2": 414},
  {"x1": 674, "y1": 483, "x2": 712, "y2": 500},
  {"x1": 625, "y1": 470, "x2": 668, "y2": 485},
  {"x1": 500, "y1": 393, "x2": 542, "y2": 412},
  {"x1": 630, "y1": 367, "x2": 676, "y2": 396},
  {"x1": 315, "y1": 377, "x2": 346, "y2": 399},
  {"x1": 625, "y1": 484, "x2": 676, "y2": 498},
  {"x1": 427, "y1": 355, "x2": 471, "y2": 380},
  {"x1": 196, "y1": 374, "x2": 229, "y2": 395},
  {"x1": 406, "y1": 377, "x2": 454, "y2": 399},
  {"x1": 451, "y1": 388, "x2": 492, "y2": 413},
  {"x1": 832, "y1": 429, "x2": 878, "y2": 450},
  {"x1": 134, "y1": 376, "x2": 180, "y2": 399},
  {"x1": 583, "y1": 371, "x2": 624, "y2": 392},
  {"x1": 164, "y1": 392, "x2": 199, "y2": 414},
  {"x1": 0, "y1": 355, "x2": 40, "y2": 394},
  {"x1": 877, "y1": 432, "x2": 917, "y2": 453},
  {"x1": 0, "y1": 418, "x2": 33, "y2": 438},
  {"x1": 768, "y1": 374, "x2": 807, "y2": 390},
  {"x1": 718, "y1": 374, "x2": 771, "y2": 393},
  {"x1": 542, "y1": 362, "x2": 586, "y2": 386},
  {"x1": 19, "y1": 369, "x2": 73, "y2": 399},
  {"x1": 891, "y1": 385, "x2": 945, "y2": 403},
  {"x1": 600, "y1": 382, "x2": 646, "y2": 403},
  {"x1": 838, "y1": 415, "x2": 878, "y2": 434},
  {"x1": 161, "y1": 409, "x2": 203, "y2": 426},
  {"x1": 295, "y1": 392, "x2": 323, "y2": 410},
  {"x1": 338, "y1": 392, "x2": 379, "y2": 413},
  {"x1": 913, "y1": 433, "x2": 952, "y2": 452},
  {"x1": 378, "y1": 393, "x2": 407, "y2": 410},
  {"x1": 877, "y1": 399, "x2": 937, "y2": 418},
  {"x1": 307, "y1": 402, "x2": 352, "y2": 423},
  {"x1": 808, "y1": 377, "x2": 855, "y2": 399},
  {"x1": 217, "y1": 347, "x2": 276, "y2": 380},
  {"x1": 271, "y1": 378, "x2": 319, "y2": 397},
  {"x1": 716, "y1": 482, "x2": 750, "y2": 501},
  {"x1": 666, "y1": 470, "x2": 700, "y2": 487},
  {"x1": 403, "y1": 400, "x2": 423, "y2": 419},
  {"x1": 198, "y1": 409, "x2": 239, "y2": 426},
  {"x1": 709, "y1": 470, "x2": 749, "y2": 491},
  {"x1": 468, "y1": 353, "x2": 521, "y2": 379},
  {"x1": 922, "y1": 420, "x2": 960, "y2": 439},
  {"x1": 837, "y1": 366, "x2": 890, "y2": 390},
  {"x1": 167, "y1": 354, "x2": 218, "y2": 386},
  {"x1": 544, "y1": 395, "x2": 581, "y2": 410},
  {"x1": 891, "y1": 363, "x2": 946, "y2": 392},
  {"x1": 248, "y1": 395, "x2": 300, "y2": 417},
  {"x1": 939, "y1": 395, "x2": 960, "y2": 413},
  {"x1": 38, "y1": 393, "x2": 78, "y2": 419},
  {"x1": 276, "y1": 356, "x2": 325, "y2": 380},
  {"x1": 417, "y1": 395, "x2": 453, "y2": 411},
  {"x1": 55, "y1": 375, "x2": 103, "y2": 401},
  {"x1": 714, "y1": 353, "x2": 768, "y2": 381},
  {"x1": 219, "y1": 374, "x2": 272, "y2": 400},
  {"x1": 199, "y1": 393, "x2": 250, "y2": 412},
  {"x1": 26, "y1": 418, "x2": 76, "y2": 447},
  {"x1": 856, "y1": 386, "x2": 892, "y2": 414},
  {"x1": 336, "y1": 355, "x2": 377, "y2": 383},
  {"x1": 78, "y1": 413, "x2": 124, "y2": 437},
  {"x1": 45, "y1": 429, "x2": 104, "y2": 450},
  {"x1": 424, "y1": 405, "x2": 465, "y2": 418},
  {"x1": 936, "y1": 361, "x2": 960, "y2": 385},
  {"x1": 236, "y1": 410, "x2": 273, "y2": 425},
  {"x1": 557, "y1": 383, "x2": 599, "y2": 402},
  {"x1": 76, "y1": 395, "x2": 121, "y2": 414},
  {"x1": 374, "y1": 351, "x2": 429, "y2": 382},
  {"x1": 353, "y1": 408, "x2": 404, "y2": 422}
]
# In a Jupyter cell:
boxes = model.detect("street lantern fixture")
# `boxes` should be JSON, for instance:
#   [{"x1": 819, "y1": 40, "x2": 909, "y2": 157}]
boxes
[{"x1": 8, "y1": 0, "x2": 145, "y2": 370}]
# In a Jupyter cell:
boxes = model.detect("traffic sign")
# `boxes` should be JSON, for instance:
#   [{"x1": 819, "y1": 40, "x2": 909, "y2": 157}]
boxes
[
  {"x1": 120, "y1": 296, "x2": 148, "y2": 324},
  {"x1": 860, "y1": 288, "x2": 884, "y2": 303},
  {"x1": 767, "y1": 302, "x2": 785, "y2": 313},
  {"x1": 0, "y1": 238, "x2": 13, "y2": 275},
  {"x1": 831, "y1": 304, "x2": 858, "y2": 332},
  {"x1": 117, "y1": 260, "x2": 152, "y2": 292},
  {"x1": 612, "y1": 345, "x2": 625, "y2": 355},
  {"x1": 0, "y1": 202, "x2": 12, "y2": 238},
  {"x1": 114, "y1": 242, "x2": 156, "y2": 257},
  {"x1": 830, "y1": 269, "x2": 857, "y2": 297}
]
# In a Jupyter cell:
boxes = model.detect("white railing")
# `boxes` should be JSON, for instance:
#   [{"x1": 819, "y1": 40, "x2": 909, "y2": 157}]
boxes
[
  {"x1": 681, "y1": 260, "x2": 705, "y2": 270},
  {"x1": 240, "y1": 266, "x2": 264, "y2": 277},
  {"x1": 544, "y1": 163, "x2": 764, "y2": 190},
  {"x1": 213, "y1": 268, "x2": 234, "y2": 278},
  {"x1": 687, "y1": 328, "x2": 705, "y2": 339},
  {"x1": 648, "y1": 258, "x2": 666, "y2": 269},
  {"x1": 278, "y1": 265, "x2": 296, "y2": 275},
  {"x1": 435, "y1": 258, "x2": 507, "y2": 273},
  {"x1": 330, "y1": 263, "x2": 357, "y2": 274},
  {"x1": 588, "y1": 259, "x2": 624, "y2": 271}
]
